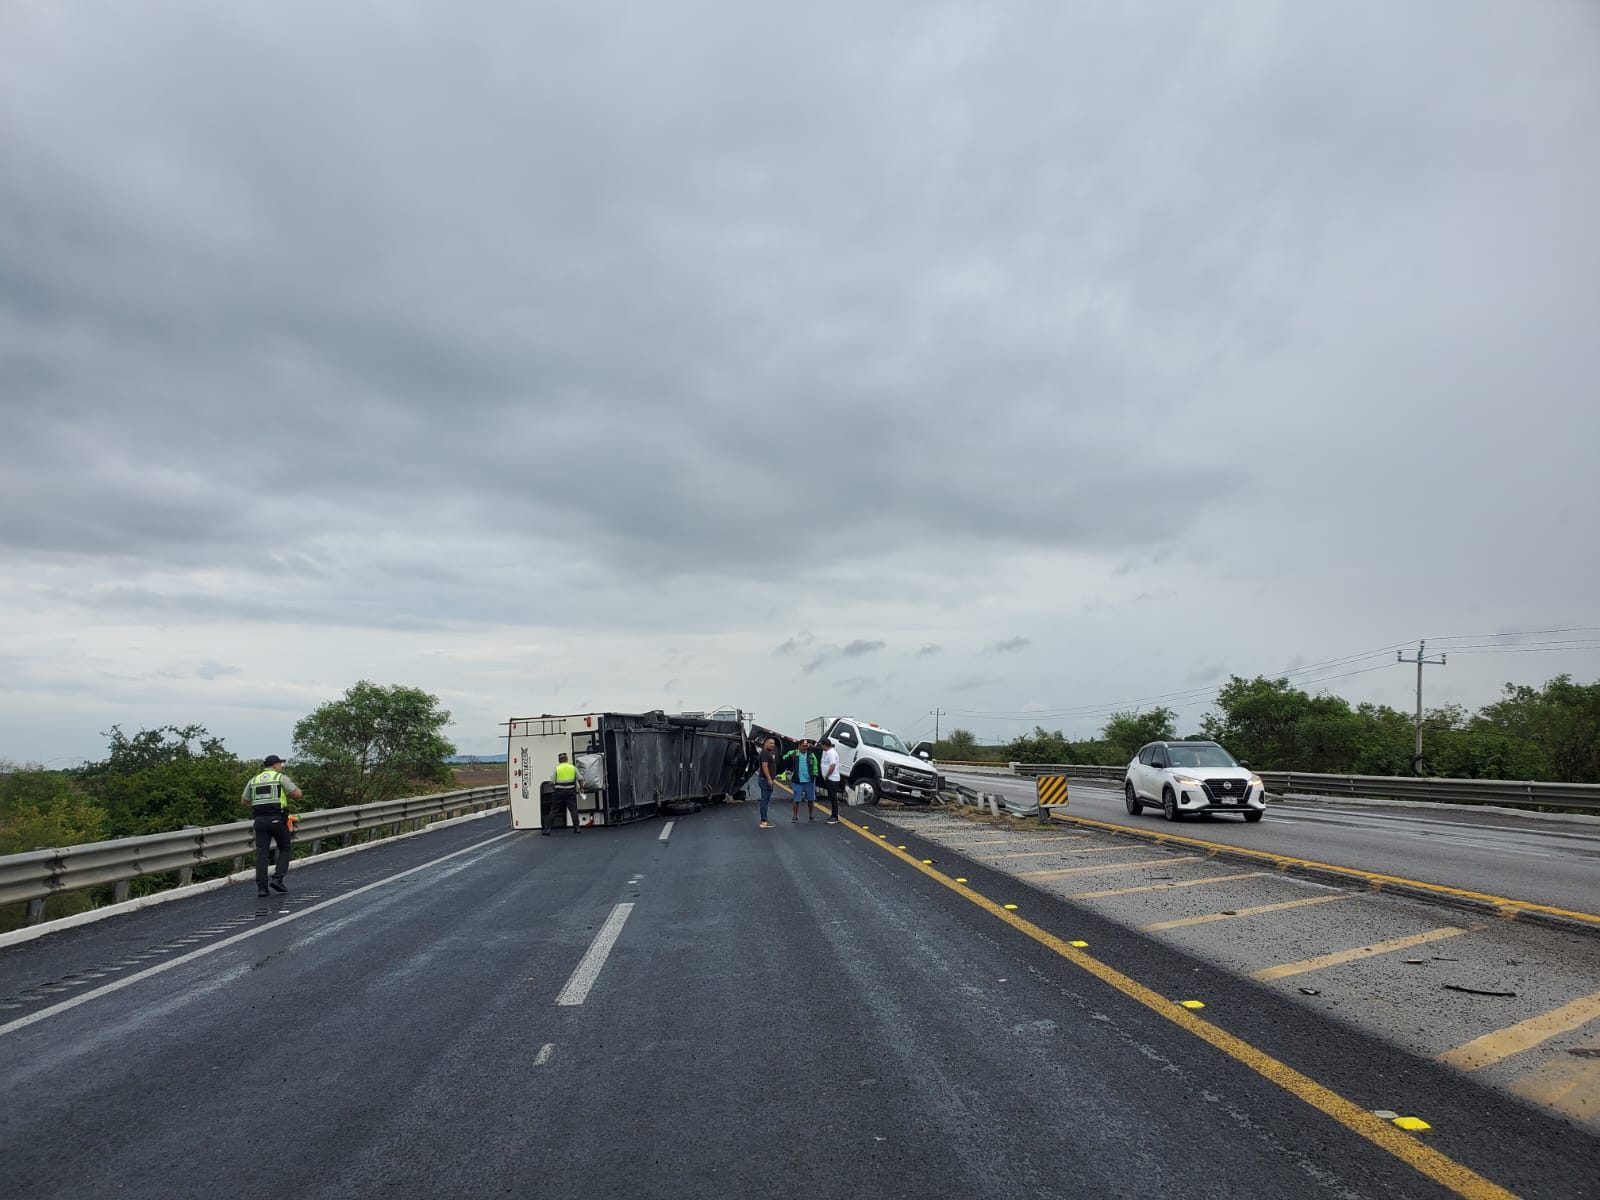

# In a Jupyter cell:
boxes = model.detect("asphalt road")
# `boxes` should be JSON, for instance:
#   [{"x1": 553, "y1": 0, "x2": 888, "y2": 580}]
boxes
[
  {"x1": 946, "y1": 772, "x2": 1600, "y2": 917},
  {"x1": 2, "y1": 806, "x2": 1596, "y2": 1199}
]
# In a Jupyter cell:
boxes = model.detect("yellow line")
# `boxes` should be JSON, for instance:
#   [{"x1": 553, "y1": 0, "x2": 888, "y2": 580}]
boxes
[
  {"x1": 1438, "y1": 991, "x2": 1600, "y2": 1071},
  {"x1": 1067, "y1": 872, "x2": 1267, "y2": 899},
  {"x1": 1508, "y1": 1055, "x2": 1600, "y2": 1124},
  {"x1": 1251, "y1": 927, "x2": 1472, "y2": 981},
  {"x1": 1046, "y1": 811, "x2": 1600, "y2": 930},
  {"x1": 1140, "y1": 894, "x2": 1355, "y2": 932},
  {"x1": 1019, "y1": 856, "x2": 1202, "y2": 881},
  {"x1": 839, "y1": 816, "x2": 1516, "y2": 1200},
  {"x1": 941, "y1": 838, "x2": 1066, "y2": 847},
  {"x1": 987, "y1": 846, "x2": 1133, "y2": 861}
]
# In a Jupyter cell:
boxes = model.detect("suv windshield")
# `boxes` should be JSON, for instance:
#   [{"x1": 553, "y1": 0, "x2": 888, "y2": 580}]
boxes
[
  {"x1": 1167, "y1": 744, "x2": 1239, "y2": 769},
  {"x1": 859, "y1": 726, "x2": 909, "y2": 755}
]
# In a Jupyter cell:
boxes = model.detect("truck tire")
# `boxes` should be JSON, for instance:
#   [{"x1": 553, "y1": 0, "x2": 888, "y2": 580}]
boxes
[{"x1": 855, "y1": 777, "x2": 881, "y2": 806}]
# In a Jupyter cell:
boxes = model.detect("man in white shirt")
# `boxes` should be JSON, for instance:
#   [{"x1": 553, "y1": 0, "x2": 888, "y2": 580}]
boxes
[{"x1": 818, "y1": 738, "x2": 843, "y2": 825}]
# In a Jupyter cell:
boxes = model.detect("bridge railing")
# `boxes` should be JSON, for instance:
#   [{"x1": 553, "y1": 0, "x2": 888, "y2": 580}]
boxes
[
  {"x1": 941, "y1": 762, "x2": 1600, "y2": 812},
  {"x1": 0, "y1": 786, "x2": 505, "y2": 926}
]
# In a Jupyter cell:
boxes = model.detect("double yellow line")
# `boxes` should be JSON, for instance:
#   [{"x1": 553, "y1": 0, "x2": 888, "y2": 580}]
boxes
[{"x1": 844, "y1": 816, "x2": 1518, "y2": 1200}]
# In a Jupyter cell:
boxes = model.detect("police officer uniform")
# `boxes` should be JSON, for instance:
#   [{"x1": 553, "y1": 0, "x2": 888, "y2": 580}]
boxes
[
  {"x1": 242, "y1": 755, "x2": 301, "y2": 895},
  {"x1": 547, "y1": 755, "x2": 581, "y2": 834}
]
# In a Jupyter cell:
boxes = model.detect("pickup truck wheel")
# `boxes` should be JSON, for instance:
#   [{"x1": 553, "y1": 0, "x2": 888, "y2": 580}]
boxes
[
  {"x1": 1162, "y1": 787, "x2": 1180, "y2": 821},
  {"x1": 855, "y1": 777, "x2": 881, "y2": 806},
  {"x1": 1124, "y1": 782, "x2": 1142, "y2": 816}
]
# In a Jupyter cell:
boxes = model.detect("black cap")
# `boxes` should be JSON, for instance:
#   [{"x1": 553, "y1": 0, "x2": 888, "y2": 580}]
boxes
[{"x1": 263, "y1": 755, "x2": 284, "y2": 767}]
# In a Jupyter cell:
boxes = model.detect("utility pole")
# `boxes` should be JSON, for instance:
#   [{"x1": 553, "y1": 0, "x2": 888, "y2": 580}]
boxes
[
  {"x1": 930, "y1": 708, "x2": 946, "y2": 745},
  {"x1": 1396, "y1": 641, "x2": 1446, "y2": 774}
]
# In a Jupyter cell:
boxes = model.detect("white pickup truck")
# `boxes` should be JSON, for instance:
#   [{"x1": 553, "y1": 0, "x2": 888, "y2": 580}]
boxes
[{"x1": 803, "y1": 715, "x2": 939, "y2": 805}]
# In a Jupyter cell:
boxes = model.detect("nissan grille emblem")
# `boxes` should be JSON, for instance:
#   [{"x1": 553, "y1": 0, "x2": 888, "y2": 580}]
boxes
[{"x1": 1222, "y1": 782, "x2": 1232, "y2": 791}]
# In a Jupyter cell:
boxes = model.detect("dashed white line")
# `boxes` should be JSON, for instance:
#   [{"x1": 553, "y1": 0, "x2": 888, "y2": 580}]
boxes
[
  {"x1": 535, "y1": 1042, "x2": 555, "y2": 1066},
  {"x1": 659, "y1": 821, "x2": 675, "y2": 843},
  {"x1": 555, "y1": 902, "x2": 635, "y2": 1007}
]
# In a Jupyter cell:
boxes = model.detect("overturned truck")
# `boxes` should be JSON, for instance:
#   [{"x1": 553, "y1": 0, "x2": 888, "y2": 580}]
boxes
[{"x1": 505, "y1": 710, "x2": 785, "y2": 831}]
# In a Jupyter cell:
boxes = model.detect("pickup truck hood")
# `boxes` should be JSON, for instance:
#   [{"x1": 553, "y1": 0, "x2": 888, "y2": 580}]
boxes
[{"x1": 873, "y1": 748, "x2": 936, "y2": 774}]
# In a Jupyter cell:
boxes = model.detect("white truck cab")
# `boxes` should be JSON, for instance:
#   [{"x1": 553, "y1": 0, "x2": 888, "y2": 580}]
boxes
[{"x1": 804, "y1": 715, "x2": 939, "y2": 805}]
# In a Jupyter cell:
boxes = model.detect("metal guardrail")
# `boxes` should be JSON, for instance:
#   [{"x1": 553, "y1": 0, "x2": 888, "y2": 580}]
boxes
[
  {"x1": 1000, "y1": 763, "x2": 1600, "y2": 811},
  {"x1": 0, "y1": 786, "x2": 504, "y2": 921}
]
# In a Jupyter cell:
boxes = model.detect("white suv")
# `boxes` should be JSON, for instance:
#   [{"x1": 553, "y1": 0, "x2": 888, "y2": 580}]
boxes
[{"x1": 1124, "y1": 740, "x2": 1266, "y2": 823}]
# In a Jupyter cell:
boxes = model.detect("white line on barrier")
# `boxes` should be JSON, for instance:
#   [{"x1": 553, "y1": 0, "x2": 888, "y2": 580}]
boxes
[
  {"x1": 659, "y1": 821, "x2": 674, "y2": 843},
  {"x1": 555, "y1": 902, "x2": 634, "y2": 1007},
  {"x1": 0, "y1": 831, "x2": 521, "y2": 1039}
]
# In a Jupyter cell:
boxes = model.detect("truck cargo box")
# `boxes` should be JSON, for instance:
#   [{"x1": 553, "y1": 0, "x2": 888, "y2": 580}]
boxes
[{"x1": 505, "y1": 711, "x2": 760, "y2": 830}]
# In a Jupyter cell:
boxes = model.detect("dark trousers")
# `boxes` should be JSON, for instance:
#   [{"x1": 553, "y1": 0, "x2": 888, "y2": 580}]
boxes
[
  {"x1": 824, "y1": 778, "x2": 842, "y2": 819},
  {"x1": 254, "y1": 814, "x2": 291, "y2": 889},
  {"x1": 547, "y1": 785, "x2": 579, "y2": 832},
  {"x1": 757, "y1": 777, "x2": 773, "y2": 822}
]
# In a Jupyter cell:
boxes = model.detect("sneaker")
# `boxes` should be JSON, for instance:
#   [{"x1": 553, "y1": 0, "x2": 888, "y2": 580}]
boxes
[
  {"x1": 269, "y1": 879, "x2": 288, "y2": 893},
  {"x1": 759, "y1": 821, "x2": 774, "y2": 828},
  {"x1": 826, "y1": 819, "x2": 839, "y2": 825},
  {"x1": 257, "y1": 889, "x2": 269, "y2": 897}
]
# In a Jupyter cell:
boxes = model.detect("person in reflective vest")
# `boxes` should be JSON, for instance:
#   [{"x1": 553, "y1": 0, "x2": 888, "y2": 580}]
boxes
[
  {"x1": 240, "y1": 755, "x2": 303, "y2": 896},
  {"x1": 546, "y1": 753, "x2": 581, "y2": 835}
]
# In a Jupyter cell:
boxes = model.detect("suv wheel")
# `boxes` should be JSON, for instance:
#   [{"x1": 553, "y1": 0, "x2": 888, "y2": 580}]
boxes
[
  {"x1": 1243, "y1": 809, "x2": 1264, "y2": 823},
  {"x1": 1124, "y1": 782, "x2": 1142, "y2": 816},
  {"x1": 1162, "y1": 787, "x2": 1180, "y2": 822}
]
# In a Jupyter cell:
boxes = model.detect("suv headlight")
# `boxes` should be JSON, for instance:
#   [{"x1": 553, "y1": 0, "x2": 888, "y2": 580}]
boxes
[
  {"x1": 1174, "y1": 776, "x2": 1203, "y2": 789},
  {"x1": 1248, "y1": 775, "x2": 1263, "y2": 789}
]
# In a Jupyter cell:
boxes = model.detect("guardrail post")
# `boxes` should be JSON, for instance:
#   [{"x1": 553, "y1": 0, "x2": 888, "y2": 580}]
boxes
[
  {"x1": 25, "y1": 897, "x2": 45, "y2": 926},
  {"x1": 231, "y1": 855, "x2": 243, "y2": 873},
  {"x1": 114, "y1": 881, "x2": 130, "y2": 904},
  {"x1": 177, "y1": 867, "x2": 193, "y2": 887}
]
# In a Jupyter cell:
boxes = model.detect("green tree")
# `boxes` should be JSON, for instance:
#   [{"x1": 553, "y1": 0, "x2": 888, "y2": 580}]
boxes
[
  {"x1": 292, "y1": 681, "x2": 456, "y2": 807},
  {"x1": 1004, "y1": 726, "x2": 1076, "y2": 763},
  {"x1": 1100, "y1": 708, "x2": 1177, "y2": 763},
  {"x1": 74, "y1": 725, "x2": 248, "y2": 838},
  {"x1": 0, "y1": 770, "x2": 107, "y2": 855},
  {"x1": 1475, "y1": 675, "x2": 1600, "y2": 783},
  {"x1": 936, "y1": 729, "x2": 979, "y2": 759}
]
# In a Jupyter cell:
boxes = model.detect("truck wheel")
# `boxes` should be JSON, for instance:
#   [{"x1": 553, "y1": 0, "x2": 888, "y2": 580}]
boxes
[{"x1": 855, "y1": 778, "x2": 881, "y2": 806}]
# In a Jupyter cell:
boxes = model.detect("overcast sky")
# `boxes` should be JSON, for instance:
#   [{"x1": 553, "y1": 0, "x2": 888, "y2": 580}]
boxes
[{"x1": 3, "y1": 1, "x2": 1598, "y2": 766}]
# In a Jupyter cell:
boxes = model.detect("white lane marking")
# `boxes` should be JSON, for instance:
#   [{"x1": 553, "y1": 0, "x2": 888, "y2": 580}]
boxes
[
  {"x1": 535, "y1": 1043, "x2": 555, "y2": 1067},
  {"x1": 659, "y1": 821, "x2": 675, "y2": 843},
  {"x1": 0, "y1": 831, "x2": 521, "y2": 1039},
  {"x1": 555, "y1": 902, "x2": 635, "y2": 1007}
]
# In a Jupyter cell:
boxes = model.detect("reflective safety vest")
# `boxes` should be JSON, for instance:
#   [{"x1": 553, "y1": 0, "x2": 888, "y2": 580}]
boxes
[
  {"x1": 553, "y1": 762, "x2": 578, "y2": 788},
  {"x1": 249, "y1": 769, "x2": 291, "y2": 813}
]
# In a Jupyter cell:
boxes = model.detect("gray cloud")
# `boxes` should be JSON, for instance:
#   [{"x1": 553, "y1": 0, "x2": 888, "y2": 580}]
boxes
[
  {"x1": 836, "y1": 677, "x2": 878, "y2": 697},
  {"x1": 986, "y1": 638, "x2": 1032, "y2": 655},
  {"x1": 916, "y1": 645, "x2": 943, "y2": 658},
  {"x1": 841, "y1": 640, "x2": 885, "y2": 659}
]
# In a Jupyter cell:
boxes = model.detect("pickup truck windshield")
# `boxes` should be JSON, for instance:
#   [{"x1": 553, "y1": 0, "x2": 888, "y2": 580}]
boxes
[{"x1": 859, "y1": 726, "x2": 909, "y2": 755}]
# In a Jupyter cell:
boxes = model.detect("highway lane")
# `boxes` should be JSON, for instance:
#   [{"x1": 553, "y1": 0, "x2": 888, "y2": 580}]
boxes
[
  {"x1": 2, "y1": 806, "x2": 1596, "y2": 1199},
  {"x1": 946, "y1": 771, "x2": 1600, "y2": 917}
]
